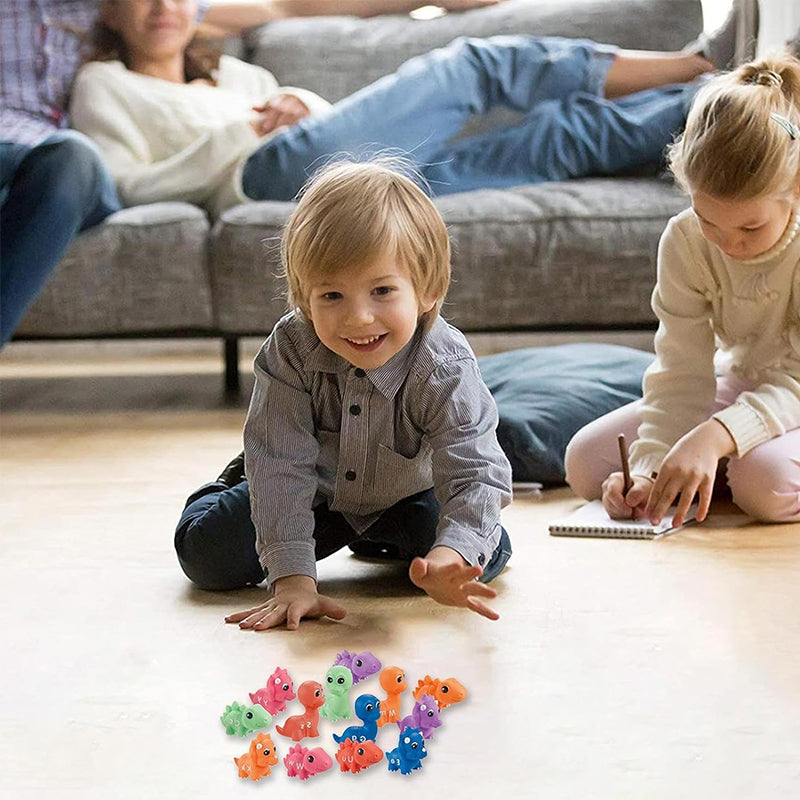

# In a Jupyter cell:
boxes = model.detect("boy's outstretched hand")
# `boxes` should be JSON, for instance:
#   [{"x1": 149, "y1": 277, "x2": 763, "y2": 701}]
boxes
[
  {"x1": 224, "y1": 575, "x2": 346, "y2": 631},
  {"x1": 409, "y1": 546, "x2": 499, "y2": 621}
]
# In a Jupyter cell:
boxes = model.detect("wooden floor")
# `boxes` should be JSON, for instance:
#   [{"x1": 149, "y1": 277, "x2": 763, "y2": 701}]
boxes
[{"x1": 1, "y1": 339, "x2": 799, "y2": 799}]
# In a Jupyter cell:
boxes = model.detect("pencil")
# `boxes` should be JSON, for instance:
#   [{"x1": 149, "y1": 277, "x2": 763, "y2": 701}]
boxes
[{"x1": 617, "y1": 433, "x2": 632, "y2": 496}]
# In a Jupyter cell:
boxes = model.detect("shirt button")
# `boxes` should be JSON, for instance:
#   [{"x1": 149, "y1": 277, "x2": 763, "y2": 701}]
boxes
[
  {"x1": 477, "y1": 554, "x2": 486, "y2": 566},
  {"x1": 349, "y1": 404, "x2": 361, "y2": 416},
  {"x1": 354, "y1": 368, "x2": 366, "y2": 378},
  {"x1": 345, "y1": 470, "x2": 357, "y2": 481}
]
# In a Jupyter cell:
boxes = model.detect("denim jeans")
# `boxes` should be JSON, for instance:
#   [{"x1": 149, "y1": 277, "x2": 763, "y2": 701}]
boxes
[
  {"x1": 175, "y1": 480, "x2": 511, "y2": 591},
  {"x1": 0, "y1": 130, "x2": 121, "y2": 345},
  {"x1": 242, "y1": 35, "x2": 694, "y2": 201}
]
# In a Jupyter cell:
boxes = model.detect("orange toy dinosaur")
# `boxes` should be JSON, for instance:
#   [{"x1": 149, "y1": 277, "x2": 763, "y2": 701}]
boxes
[
  {"x1": 233, "y1": 732, "x2": 279, "y2": 781},
  {"x1": 377, "y1": 666, "x2": 407, "y2": 727},
  {"x1": 275, "y1": 680, "x2": 325, "y2": 742},
  {"x1": 413, "y1": 675, "x2": 467, "y2": 709},
  {"x1": 335, "y1": 737, "x2": 384, "y2": 773}
]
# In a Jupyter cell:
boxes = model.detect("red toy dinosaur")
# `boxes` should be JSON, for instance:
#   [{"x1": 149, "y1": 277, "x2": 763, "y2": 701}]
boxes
[
  {"x1": 275, "y1": 680, "x2": 325, "y2": 742},
  {"x1": 335, "y1": 737, "x2": 384, "y2": 773}
]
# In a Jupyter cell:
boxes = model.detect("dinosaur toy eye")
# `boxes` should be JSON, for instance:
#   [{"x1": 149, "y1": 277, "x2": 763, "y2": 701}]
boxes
[
  {"x1": 356, "y1": 659, "x2": 363, "y2": 667},
  {"x1": 411, "y1": 742, "x2": 418, "y2": 749},
  {"x1": 315, "y1": 689, "x2": 321, "y2": 697},
  {"x1": 366, "y1": 704, "x2": 374, "y2": 712},
  {"x1": 441, "y1": 686, "x2": 449, "y2": 693},
  {"x1": 397, "y1": 675, "x2": 404, "y2": 683},
  {"x1": 337, "y1": 677, "x2": 345, "y2": 684},
  {"x1": 282, "y1": 684, "x2": 289, "y2": 691},
  {"x1": 263, "y1": 749, "x2": 270, "y2": 756},
  {"x1": 246, "y1": 711, "x2": 253, "y2": 719},
  {"x1": 357, "y1": 748, "x2": 364, "y2": 756},
  {"x1": 307, "y1": 755, "x2": 315, "y2": 763},
  {"x1": 327, "y1": 676, "x2": 333, "y2": 683},
  {"x1": 427, "y1": 710, "x2": 434, "y2": 717}
]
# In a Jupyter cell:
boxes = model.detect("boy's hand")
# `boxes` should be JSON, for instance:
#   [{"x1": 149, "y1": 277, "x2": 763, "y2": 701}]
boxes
[
  {"x1": 224, "y1": 575, "x2": 346, "y2": 631},
  {"x1": 601, "y1": 472, "x2": 654, "y2": 521},
  {"x1": 645, "y1": 419, "x2": 735, "y2": 527},
  {"x1": 409, "y1": 546, "x2": 499, "y2": 621}
]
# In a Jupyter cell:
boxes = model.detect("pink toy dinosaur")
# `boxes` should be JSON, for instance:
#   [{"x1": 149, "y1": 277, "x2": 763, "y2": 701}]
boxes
[
  {"x1": 249, "y1": 667, "x2": 296, "y2": 714},
  {"x1": 377, "y1": 665, "x2": 407, "y2": 728},
  {"x1": 283, "y1": 744, "x2": 333, "y2": 780},
  {"x1": 413, "y1": 675, "x2": 467, "y2": 709},
  {"x1": 335, "y1": 737, "x2": 384, "y2": 773},
  {"x1": 275, "y1": 680, "x2": 325, "y2": 742}
]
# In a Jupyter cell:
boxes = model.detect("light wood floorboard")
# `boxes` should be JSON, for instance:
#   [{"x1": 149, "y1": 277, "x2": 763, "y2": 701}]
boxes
[{"x1": 1, "y1": 341, "x2": 798, "y2": 798}]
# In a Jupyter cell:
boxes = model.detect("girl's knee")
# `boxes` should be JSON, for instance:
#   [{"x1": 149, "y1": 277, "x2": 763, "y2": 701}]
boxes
[
  {"x1": 564, "y1": 425, "x2": 601, "y2": 500},
  {"x1": 727, "y1": 451, "x2": 800, "y2": 523}
]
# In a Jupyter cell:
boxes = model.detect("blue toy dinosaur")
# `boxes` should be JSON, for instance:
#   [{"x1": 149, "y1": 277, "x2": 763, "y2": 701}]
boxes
[
  {"x1": 386, "y1": 727, "x2": 427, "y2": 775},
  {"x1": 332, "y1": 694, "x2": 381, "y2": 743}
]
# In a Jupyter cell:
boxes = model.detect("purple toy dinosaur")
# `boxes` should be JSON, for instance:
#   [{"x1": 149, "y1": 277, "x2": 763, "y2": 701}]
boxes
[
  {"x1": 397, "y1": 693, "x2": 442, "y2": 740},
  {"x1": 333, "y1": 650, "x2": 382, "y2": 684}
]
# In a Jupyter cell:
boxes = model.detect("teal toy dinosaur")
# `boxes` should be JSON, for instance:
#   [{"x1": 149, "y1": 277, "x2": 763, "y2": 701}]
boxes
[{"x1": 319, "y1": 666, "x2": 353, "y2": 722}]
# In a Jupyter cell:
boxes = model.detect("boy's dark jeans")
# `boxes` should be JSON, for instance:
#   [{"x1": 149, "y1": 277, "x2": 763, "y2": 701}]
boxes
[{"x1": 174, "y1": 480, "x2": 511, "y2": 591}]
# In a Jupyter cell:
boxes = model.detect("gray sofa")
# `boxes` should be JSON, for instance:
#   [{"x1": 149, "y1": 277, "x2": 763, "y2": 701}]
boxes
[{"x1": 14, "y1": 0, "x2": 702, "y2": 390}]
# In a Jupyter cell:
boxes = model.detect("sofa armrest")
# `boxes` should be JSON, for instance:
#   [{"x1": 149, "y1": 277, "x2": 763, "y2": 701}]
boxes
[{"x1": 247, "y1": 0, "x2": 702, "y2": 102}]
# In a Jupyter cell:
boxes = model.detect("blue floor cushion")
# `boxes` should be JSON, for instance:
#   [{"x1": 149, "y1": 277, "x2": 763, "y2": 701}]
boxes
[{"x1": 478, "y1": 343, "x2": 654, "y2": 485}]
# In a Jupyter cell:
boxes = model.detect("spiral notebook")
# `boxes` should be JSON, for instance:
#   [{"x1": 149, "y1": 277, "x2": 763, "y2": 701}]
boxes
[{"x1": 549, "y1": 500, "x2": 697, "y2": 539}]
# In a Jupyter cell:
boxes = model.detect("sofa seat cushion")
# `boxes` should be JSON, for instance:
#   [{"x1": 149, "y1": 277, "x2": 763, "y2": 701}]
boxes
[
  {"x1": 210, "y1": 177, "x2": 688, "y2": 335},
  {"x1": 478, "y1": 342, "x2": 654, "y2": 485},
  {"x1": 18, "y1": 203, "x2": 213, "y2": 337}
]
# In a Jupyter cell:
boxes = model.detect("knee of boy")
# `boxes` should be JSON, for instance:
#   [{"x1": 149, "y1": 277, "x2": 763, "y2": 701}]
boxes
[{"x1": 38, "y1": 133, "x2": 108, "y2": 195}]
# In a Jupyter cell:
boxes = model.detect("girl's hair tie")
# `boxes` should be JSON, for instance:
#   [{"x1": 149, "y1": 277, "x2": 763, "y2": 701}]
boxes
[
  {"x1": 746, "y1": 69, "x2": 783, "y2": 87},
  {"x1": 770, "y1": 112, "x2": 800, "y2": 140}
]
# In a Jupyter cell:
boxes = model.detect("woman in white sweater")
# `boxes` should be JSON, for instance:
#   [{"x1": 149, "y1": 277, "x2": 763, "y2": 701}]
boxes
[
  {"x1": 566, "y1": 54, "x2": 800, "y2": 528},
  {"x1": 70, "y1": 0, "x2": 721, "y2": 217}
]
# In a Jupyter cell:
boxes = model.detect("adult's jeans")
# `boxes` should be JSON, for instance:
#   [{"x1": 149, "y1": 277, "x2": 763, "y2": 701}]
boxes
[
  {"x1": 0, "y1": 130, "x2": 121, "y2": 345},
  {"x1": 242, "y1": 35, "x2": 694, "y2": 201},
  {"x1": 174, "y1": 480, "x2": 512, "y2": 591}
]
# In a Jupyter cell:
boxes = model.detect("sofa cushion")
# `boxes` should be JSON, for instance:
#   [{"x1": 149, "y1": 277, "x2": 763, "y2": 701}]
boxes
[
  {"x1": 478, "y1": 343, "x2": 654, "y2": 484},
  {"x1": 210, "y1": 177, "x2": 688, "y2": 335},
  {"x1": 18, "y1": 203, "x2": 213, "y2": 337}
]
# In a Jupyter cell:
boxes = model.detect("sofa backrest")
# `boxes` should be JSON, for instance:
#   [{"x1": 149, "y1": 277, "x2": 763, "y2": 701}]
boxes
[{"x1": 246, "y1": 0, "x2": 703, "y2": 103}]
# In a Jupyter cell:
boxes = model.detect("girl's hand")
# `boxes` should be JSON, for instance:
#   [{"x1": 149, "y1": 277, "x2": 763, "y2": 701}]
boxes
[
  {"x1": 645, "y1": 419, "x2": 736, "y2": 527},
  {"x1": 602, "y1": 472, "x2": 653, "y2": 520},
  {"x1": 408, "y1": 546, "x2": 499, "y2": 621},
  {"x1": 250, "y1": 94, "x2": 310, "y2": 136},
  {"x1": 224, "y1": 575, "x2": 346, "y2": 631}
]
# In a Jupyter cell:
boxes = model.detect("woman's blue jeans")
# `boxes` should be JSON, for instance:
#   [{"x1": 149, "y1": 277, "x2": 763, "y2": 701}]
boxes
[
  {"x1": 242, "y1": 35, "x2": 694, "y2": 201},
  {"x1": 0, "y1": 130, "x2": 121, "y2": 345}
]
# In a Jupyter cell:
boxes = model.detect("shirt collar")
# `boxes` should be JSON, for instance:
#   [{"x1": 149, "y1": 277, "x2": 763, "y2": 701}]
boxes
[{"x1": 303, "y1": 323, "x2": 424, "y2": 400}]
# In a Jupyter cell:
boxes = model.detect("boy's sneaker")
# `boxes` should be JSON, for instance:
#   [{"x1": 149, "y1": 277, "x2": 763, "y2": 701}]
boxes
[
  {"x1": 216, "y1": 450, "x2": 246, "y2": 488},
  {"x1": 684, "y1": 0, "x2": 760, "y2": 69}
]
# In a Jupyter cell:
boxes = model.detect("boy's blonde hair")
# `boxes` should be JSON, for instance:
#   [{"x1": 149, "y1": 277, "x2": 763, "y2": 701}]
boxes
[
  {"x1": 668, "y1": 54, "x2": 800, "y2": 200},
  {"x1": 281, "y1": 160, "x2": 451, "y2": 329}
]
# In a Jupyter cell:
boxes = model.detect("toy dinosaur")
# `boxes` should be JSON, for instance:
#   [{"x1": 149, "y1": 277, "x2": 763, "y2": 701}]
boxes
[
  {"x1": 249, "y1": 666, "x2": 295, "y2": 714},
  {"x1": 332, "y1": 694, "x2": 381, "y2": 743},
  {"x1": 333, "y1": 649, "x2": 382, "y2": 684},
  {"x1": 319, "y1": 665, "x2": 353, "y2": 722},
  {"x1": 397, "y1": 693, "x2": 441, "y2": 740},
  {"x1": 220, "y1": 701, "x2": 272, "y2": 736},
  {"x1": 335, "y1": 737, "x2": 384, "y2": 774},
  {"x1": 413, "y1": 675, "x2": 467, "y2": 709},
  {"x1": 377, "y1": 666, "x2": 407, "y2": 727},
  {"x1": 386, "y1": 727, "x2": 427, "y2": 775},
  {"x1": 274, "y1": 680, "x2": 324, "y2": 742},
  {"x1": 283, "y1": 744, "x2": 333, "y2": 780},
  {"x1": 233, "y1": 732, "x2": 278, "y2": 781}
]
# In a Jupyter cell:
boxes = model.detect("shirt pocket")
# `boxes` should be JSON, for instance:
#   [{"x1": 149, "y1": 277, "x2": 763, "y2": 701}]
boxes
[{"x1": 372, "y1": 443, "x2": 433, "y2": 503}]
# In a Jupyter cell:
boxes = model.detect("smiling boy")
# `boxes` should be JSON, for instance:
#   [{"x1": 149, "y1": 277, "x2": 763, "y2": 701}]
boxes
[{"x1": 175, "y1": 161, "x2": 512, "y2": 629}]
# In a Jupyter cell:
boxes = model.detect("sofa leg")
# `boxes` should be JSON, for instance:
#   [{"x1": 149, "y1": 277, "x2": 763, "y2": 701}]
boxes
[{"x1": 223, "y1": 337, "x2": 240, "y2": 395}]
